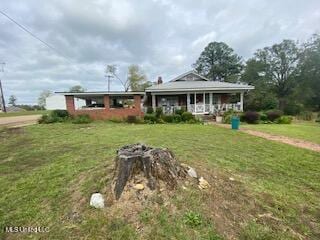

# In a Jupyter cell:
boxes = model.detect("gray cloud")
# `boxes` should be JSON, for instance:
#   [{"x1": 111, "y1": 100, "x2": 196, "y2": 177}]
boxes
[{"x1": 0, "y1": 0, "x2": 319, "y2": 104}]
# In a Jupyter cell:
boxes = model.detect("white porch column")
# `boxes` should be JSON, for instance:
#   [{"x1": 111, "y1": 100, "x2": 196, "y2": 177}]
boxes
[
  {"x1": 152, "y1": 94, "x2": 156, "y2": 110},
  {"x1": 194, "y1": 92, "x2": 196, "y2": 113},
  {"x1": 209, "y1": 93, "x2": 213, "y2": 113},
  {"x1": 203, "y1": 92, "x2": 205, "y2": 113},
  {"x1": 187, "y1": 93, "x2": 190, "y2": 112},
  {"x1": 240, "y1": 92, "x2": 244, "y2": 111}
]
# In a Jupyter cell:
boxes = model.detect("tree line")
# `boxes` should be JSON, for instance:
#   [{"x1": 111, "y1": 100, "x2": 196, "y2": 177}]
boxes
[{"x1": 193, "y1": 34, "x2": 320, "y2": 114}]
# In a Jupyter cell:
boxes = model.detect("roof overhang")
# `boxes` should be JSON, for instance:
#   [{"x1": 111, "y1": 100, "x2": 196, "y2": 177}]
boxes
[
  {"x1": 56, "y1": 91, "x2": 145, "y2": 97},
  {"x1": 145, "y1": 86, "x2": 254, "y2": 93}
]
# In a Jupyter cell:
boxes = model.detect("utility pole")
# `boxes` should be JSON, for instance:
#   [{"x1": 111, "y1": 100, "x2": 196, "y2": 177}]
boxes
[
  {"x1": 0, "y1": 62, "x2": 6, "y2": 113},
  {"x1": 105, "y1": 73, "x2": 113, "y2": 92}
]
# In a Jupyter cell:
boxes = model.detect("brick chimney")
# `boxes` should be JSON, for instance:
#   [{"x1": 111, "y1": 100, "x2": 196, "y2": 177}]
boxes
[{"x1": 157, "y1": 76, "x2": 163, "y2": 84}]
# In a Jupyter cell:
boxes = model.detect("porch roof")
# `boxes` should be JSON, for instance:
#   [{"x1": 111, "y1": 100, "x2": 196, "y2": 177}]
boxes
[
  {"x1": 145, "y1": 80, "x2": 254, "y2": 93},
  {"x1": 56, "y1": 91, "x2": 144, "y2": 97}
]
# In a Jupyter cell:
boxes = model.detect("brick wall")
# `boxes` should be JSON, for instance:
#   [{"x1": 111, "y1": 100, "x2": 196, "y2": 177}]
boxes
[{"x1": 65, "y1": 95, "x2": 143, "y2": 120}]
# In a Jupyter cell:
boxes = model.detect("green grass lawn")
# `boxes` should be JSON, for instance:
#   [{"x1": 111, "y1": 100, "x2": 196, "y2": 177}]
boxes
[
  {"x1": 0, "y1": 122, "x2": 319, "y2": 239},
  {"x1": 242, "y1": 121, "x2": 320, "y2": 144},
  {"x1": 0, "y1": 110, "x2": 50, "y2": 117}
]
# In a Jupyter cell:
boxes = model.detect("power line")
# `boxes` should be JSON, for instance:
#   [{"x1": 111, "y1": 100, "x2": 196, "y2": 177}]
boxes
[
  {"x1": 0, "y1": 10, "x2": 123, "y2": 89},
  {"x1": 0, "y1": 10, "x2": 65, "y2": 58}
]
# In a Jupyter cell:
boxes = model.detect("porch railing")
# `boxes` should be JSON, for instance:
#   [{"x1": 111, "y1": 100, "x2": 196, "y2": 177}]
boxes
[
  {"x1": 143, "y1": 103, "x2": 241, "y2": 114},
  {"x1": 189, "y1": 103, "x2": 241, "y2": 114}
]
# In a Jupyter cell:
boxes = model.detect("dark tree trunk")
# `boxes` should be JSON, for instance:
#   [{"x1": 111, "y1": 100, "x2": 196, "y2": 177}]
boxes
[{"x1": 112, "y1": 144, "x2": 187, "y2": 200}]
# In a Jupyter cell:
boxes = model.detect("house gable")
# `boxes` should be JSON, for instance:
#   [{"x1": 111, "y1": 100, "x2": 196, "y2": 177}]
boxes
[{"x1": 170, "y1": 71, "x2": 208, "y2": 82}]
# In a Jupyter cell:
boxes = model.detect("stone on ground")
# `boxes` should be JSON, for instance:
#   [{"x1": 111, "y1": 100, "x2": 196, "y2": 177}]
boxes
[
  {"x1": 198, "y1": 177, "x2": 210, "y2": 189},
  {"x1": 187, "y1": 167, "x2": 198, "y2": 178},
  {"x1": 89, "y1": 193, "x2": 105, "y2": 208}
]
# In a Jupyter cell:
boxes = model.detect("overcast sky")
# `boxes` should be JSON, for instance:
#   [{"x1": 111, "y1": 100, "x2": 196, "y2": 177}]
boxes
[{"x1": 0, "y1": 0, "x2": 320, "y2": 104}]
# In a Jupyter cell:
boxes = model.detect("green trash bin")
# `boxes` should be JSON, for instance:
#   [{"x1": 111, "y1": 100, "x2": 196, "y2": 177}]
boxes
[{"x1": 231, "y1": 116, "x2": 240, "y2": 130}]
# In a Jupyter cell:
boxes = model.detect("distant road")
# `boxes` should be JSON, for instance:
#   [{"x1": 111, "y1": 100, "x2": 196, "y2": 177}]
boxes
[{"x1": 0, "y1": 115, "x2": 41, "y2": 128}]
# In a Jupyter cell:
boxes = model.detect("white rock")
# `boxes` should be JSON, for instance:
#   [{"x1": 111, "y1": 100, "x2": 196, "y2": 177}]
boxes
[
  {"x1": 187, "y1": 167, "x2": 197, "y2": 178},
  {"x1": 229, "y1": 177, "x2": 235, "y2": 181},
  {"x1": 90, "y1": 193, "x2": 105, "y2": 208},
  {"x1": 133, "y1": 184, "x2": 145, "y2": 190},
  {"x1": 198, "y1": 177, "x2": 210, "y2": 189}
]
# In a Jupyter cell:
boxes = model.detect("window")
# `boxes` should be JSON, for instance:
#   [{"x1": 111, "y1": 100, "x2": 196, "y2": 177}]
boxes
[
  {"x1": 75, "y1": 96, "x2": 104, "y2": 110},
  {"x1": 110, "y1": 96, "x2": 135, "y2": 108}
]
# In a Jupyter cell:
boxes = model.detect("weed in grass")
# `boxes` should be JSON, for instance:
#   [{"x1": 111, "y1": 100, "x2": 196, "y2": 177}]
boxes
[{"x1": 183, "y1": 211, "x2": 203, "y2": 227}]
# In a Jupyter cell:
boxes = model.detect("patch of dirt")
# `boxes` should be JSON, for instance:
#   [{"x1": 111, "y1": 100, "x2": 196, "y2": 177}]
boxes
[
  {"x1": 211, "y1": 122, "x2": 320, "y2": 152},
  {"x1": 243, "y1": 129, "x2": 320, "y2": 152}
]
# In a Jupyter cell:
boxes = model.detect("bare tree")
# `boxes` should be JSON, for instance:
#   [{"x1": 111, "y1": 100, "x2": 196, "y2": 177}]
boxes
[{"x1": 106, "y1": 65, "x2": 130, "y2": 91}]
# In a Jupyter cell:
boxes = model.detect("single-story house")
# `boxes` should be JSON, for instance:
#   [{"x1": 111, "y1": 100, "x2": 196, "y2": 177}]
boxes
[
  {"x1": 145, "y1": 71, "x2": 254, "y2": 115},
  {"x1": 58, "y1": 70, "x2": 254, "y2": 120}
]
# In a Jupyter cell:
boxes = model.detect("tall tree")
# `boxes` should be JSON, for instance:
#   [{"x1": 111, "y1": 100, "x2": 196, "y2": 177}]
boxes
[
  {"x1": 254, "y1": 40, "x2": 300, "y2": 110},
  {"x1": 241, "y1": 59, "x2": 278, "y2": 111},
  {"x1": 192, "y1": 42, "x2": 243, "y2": 81},
  {"x1": 8, "y1": 95, "x2": 17, "y2": 106},
  {"x1": 297, "y1": 34, "x2": 320, "y2": 111},
  {"x1": 127, "y1": 64, "x2": 151, "y2": 91},
  {"x1": 38, "y1": 90, "x2": 52, "y2": 109},
  {"x1": 69, "y1": 85, "x2": 85, "y2": 92}
]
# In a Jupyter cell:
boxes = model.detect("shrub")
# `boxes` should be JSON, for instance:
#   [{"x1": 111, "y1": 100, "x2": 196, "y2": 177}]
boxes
[
  {"x1": 316, "y1": 112, "x2": 320, "y2": 123},
  {"x1": 275, "y1": 116, "x2": 293, "y2": 124},
  {"x1": 162, "y1": 115, "x2": 174, "y2": 123},
  {"x1": 51, "y1": 110, "x2": 69, "y2": 119},
  {"x1": 144, "y1": 114, "x2": 157, "y2": 124},
  {"x1": 38, "y1": 111, "x2": 67, "y2": 124},
  {"x1": 223, "y1": 110, "x2": 236, "y2": 124},
  {"x1": 181, "y1": 112, "x2": 194, "y2": 122},
  {"x1": 297, "y1": 111, "x2": 313, "y2": 121},
  {"x1": 146, "y1": 106, "x2": 154, "y2": 114},
  {"x1": 266, "y1": 110, "x2": 283, "y2": 122},
  {"x1": 175, "y1": 108, "x2": 185, "y2": 115},
  {"x1": 260, "y1": 113, "x2": 268, "y2": 122},
  {"x1": 284, "y1": 103, "x2": 302, "y2": 115},
  {"x1": 243, "y1": 111, "x2": 260, "y2": 124},
  {"x1": 38, "y1": 114, "x2": 59, "y2": 124},
  {"x1": 173, "y1": 114, "x2": 182, "y2": 123},
  {"x1": 72, "y1": 114, "x2": 92, "y2": 124},
  {"x1": 155, "y1": 107, "x2": 163, "y2": 118}
]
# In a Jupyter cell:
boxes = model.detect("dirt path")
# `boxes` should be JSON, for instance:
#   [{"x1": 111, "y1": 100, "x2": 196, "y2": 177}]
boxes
[
  {"x1": 211, "y1": 123, "x2": 320, "y2": 153},
  {"x1": 0, "y1": 115, "x2": 41, "y2": 128}
]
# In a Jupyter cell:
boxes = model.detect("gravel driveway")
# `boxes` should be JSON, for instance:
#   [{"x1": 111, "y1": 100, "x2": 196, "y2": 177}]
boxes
[{"x1": 0, "y1": 115, "x2": 41, "y2": 128}]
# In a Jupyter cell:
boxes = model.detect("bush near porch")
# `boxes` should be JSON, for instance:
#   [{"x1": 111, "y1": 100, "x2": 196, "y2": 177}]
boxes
[
  {"x1": 223, "y1": 109, "x2": 294, "y2": 125},
  {"x1": 143, "y1": 107, "x2": 201, "y2": 124},
  {"x1": 39, "y1": 110, "x2": 92, "y2": 124}
]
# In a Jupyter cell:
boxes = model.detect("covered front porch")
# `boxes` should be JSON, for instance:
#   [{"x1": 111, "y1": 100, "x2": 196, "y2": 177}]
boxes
[{"x1": 150, "y1": 92, "x2": 244, "y2": 115}]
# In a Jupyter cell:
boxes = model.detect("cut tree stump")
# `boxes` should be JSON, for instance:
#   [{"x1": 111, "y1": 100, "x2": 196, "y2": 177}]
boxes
[{"x1": 112, "y1": 143, "x2": 187, "y2": 200}]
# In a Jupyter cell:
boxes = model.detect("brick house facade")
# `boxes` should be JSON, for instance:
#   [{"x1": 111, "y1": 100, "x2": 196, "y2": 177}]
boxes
[{"x1": 63, "y1": 92, "x2": 144, "y2": 120}]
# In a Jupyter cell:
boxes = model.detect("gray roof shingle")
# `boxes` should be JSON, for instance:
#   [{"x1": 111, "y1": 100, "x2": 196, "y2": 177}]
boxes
[{"x1": 146, "y1": 80, "x2": 254, "y2": 92}]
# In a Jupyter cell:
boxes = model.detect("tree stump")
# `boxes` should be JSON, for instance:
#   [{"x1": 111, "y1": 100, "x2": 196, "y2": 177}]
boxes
[{"x1": 112, "y1": 144, "x2": 187, "y2": 200}]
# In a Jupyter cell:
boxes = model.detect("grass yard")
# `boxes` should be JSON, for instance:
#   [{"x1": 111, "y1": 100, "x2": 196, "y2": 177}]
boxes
[
  {"x1": 242, "y1": 121, "x2": 320, "y2": 144},
  {"x1": 0, "y1": 122, "x2": 319, "y2": 239},
  {"x1": 0, "y1": 110, "x2": 50, "y2": 118}
]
